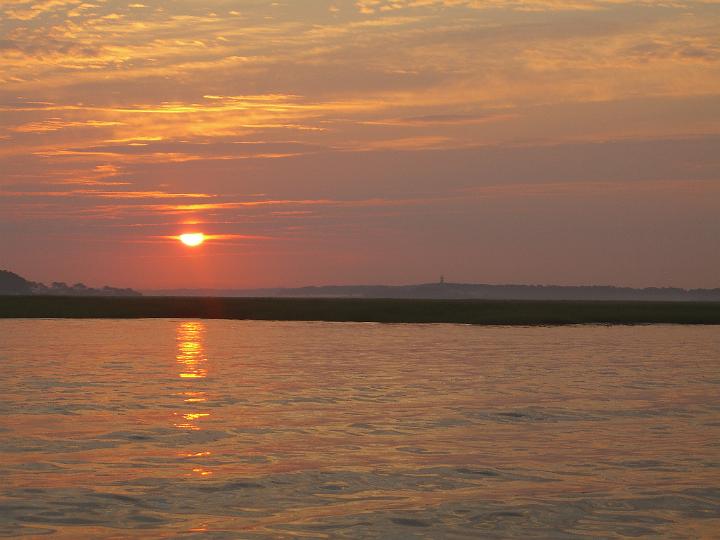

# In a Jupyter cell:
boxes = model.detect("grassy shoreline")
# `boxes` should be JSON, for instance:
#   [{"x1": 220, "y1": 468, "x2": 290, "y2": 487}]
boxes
[{"x1": 1, "y1": 295, "x2": 719, "y2": 325}]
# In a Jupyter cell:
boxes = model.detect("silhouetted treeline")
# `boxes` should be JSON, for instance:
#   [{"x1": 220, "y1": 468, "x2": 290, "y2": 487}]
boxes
[
  {"x1": 0, "y1": 270, "x2": 141, "y2": 297},
  {"x1": 147, "y1": 282, "x2": 720, "y2": 302},
  {"x1": 0, "y1": 270, "x2": 32, "y2": 295}
]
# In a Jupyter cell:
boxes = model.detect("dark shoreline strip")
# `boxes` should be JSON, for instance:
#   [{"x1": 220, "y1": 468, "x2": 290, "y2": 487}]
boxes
[{"x1": 1, "y1": 296, "x2": 719, "y2": 325}]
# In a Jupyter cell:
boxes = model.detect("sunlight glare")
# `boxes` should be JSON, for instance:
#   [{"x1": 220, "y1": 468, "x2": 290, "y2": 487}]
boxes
[{"x1": 179, "y1": 233, "x2": 205, "y2": 247}]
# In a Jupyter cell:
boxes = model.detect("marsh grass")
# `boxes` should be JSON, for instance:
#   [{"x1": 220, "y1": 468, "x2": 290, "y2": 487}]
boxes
[{"x1": 1, "y1": 296, "x2": 719, "y2": 325}]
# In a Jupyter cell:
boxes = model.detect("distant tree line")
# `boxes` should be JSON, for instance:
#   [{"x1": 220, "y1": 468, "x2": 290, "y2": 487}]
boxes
[
  {"x1": 148, "y1": 282, "x2": 720, "y2": 302},
  {"x1": 0, "y1": 270, "x2": 141, "y2": 297}
]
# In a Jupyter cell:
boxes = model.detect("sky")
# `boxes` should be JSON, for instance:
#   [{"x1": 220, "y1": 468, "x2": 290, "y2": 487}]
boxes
[{"x1": 1, "y1": 0, "x2": 719, "y2": 290}]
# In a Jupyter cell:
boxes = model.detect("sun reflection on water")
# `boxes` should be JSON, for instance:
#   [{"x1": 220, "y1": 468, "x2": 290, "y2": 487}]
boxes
[
  {"x1": 173, "y1": 322, "x2": 214, "y2": 477},
  {"x1": 176, "y1": 322, "x2": 208, "y2": 380},
  {"x1": 175, "y1": 322, "x2": 209, "y2": 428}
]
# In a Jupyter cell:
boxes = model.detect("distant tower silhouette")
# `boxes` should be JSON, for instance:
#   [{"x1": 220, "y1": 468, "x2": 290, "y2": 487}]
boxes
[{"x1": 440, "y1": 275, "x2": 445, "y2": 284}]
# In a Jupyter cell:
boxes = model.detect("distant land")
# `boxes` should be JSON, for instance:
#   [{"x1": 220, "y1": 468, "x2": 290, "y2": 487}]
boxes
[
  {"x1": 0, "y1": 270, "x2": 141, "y2": 297},
  {"x1": 145, "y1": 282, "x2": 720, "y2": 302},
  {"x1": 3, "y1": 268, "x2": 720, "y2": 301},
  {"x1": 3, "y1": 269, "x2": 719, "y2": 324}
]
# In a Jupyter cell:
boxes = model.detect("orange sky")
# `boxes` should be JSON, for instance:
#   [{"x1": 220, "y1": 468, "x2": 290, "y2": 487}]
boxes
[{"x1": 1, "y1": 0, "x2": 719, "y2": 289}]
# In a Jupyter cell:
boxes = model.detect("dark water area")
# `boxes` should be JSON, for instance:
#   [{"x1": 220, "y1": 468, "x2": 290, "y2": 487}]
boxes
[{"x1": 0, "y1": 320, "x2": 719, "y2": 538}]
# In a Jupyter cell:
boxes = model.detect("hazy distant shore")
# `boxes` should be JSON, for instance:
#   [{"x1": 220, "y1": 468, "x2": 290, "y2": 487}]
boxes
[
  {"x1": 144, "y1": 282, "x2": 720, "y2": 302},
  {"x1": 1, "y1": 296, "x2": 719, "y2": 325}
]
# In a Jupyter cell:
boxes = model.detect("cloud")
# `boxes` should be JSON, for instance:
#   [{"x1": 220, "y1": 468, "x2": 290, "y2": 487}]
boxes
[
  {"x1": 362, "y1": 112, "x2": 517, "y2": 126},
  {"x1": 1, "y1": 0, "x2": 719, "y2": 278},
  {"x1": 2, "y1": 189, "x2": 215, "y2": 199},
  {"x1": 2, "y1": 0, "x2": 83, "y2": 21},
  {"x1": 353, "y1": 0, "x2": 647, "y2": 14},
  {"x1": 11, "y1": 119, "x2": 123, "y2": 133}
]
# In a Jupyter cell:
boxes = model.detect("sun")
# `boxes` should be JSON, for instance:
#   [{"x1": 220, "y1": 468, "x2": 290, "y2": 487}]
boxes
[{"x1": 179, "y1": 233, "x2": 205, "y2": 247}]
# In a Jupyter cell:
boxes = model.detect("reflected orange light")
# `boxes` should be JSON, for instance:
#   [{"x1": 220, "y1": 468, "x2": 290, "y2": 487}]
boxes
[
  {"x1": 175, "y1": 322, "x2": 211, "y2": 433},
  {"x1": 180, "y1": 451, "x2": 212, "y2": 458},
  {"x1": 183, "y1": 413, "x2": 209, "y2": 421},
  {"x1": 173, "y1": 322, "x2": 212, "y2": 478},
  {"x1": 176, "y1": 322, "x2": 208, "y2": 379}
]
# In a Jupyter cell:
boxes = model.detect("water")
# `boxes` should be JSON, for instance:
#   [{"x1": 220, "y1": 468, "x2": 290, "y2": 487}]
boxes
[{"x1": 0, "y1": 320, "x2": 719, "y2": 538}]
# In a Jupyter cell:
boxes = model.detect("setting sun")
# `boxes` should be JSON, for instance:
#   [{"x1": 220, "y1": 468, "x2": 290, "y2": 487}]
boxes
[{"x1": 179, "y1": 233, "x2": 205, "y2": 247}]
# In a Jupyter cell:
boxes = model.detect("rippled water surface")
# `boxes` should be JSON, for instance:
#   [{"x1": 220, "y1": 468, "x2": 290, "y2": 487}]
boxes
[{"x1": 1, "y1": 320, "x2": 719, "y2": 538}]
